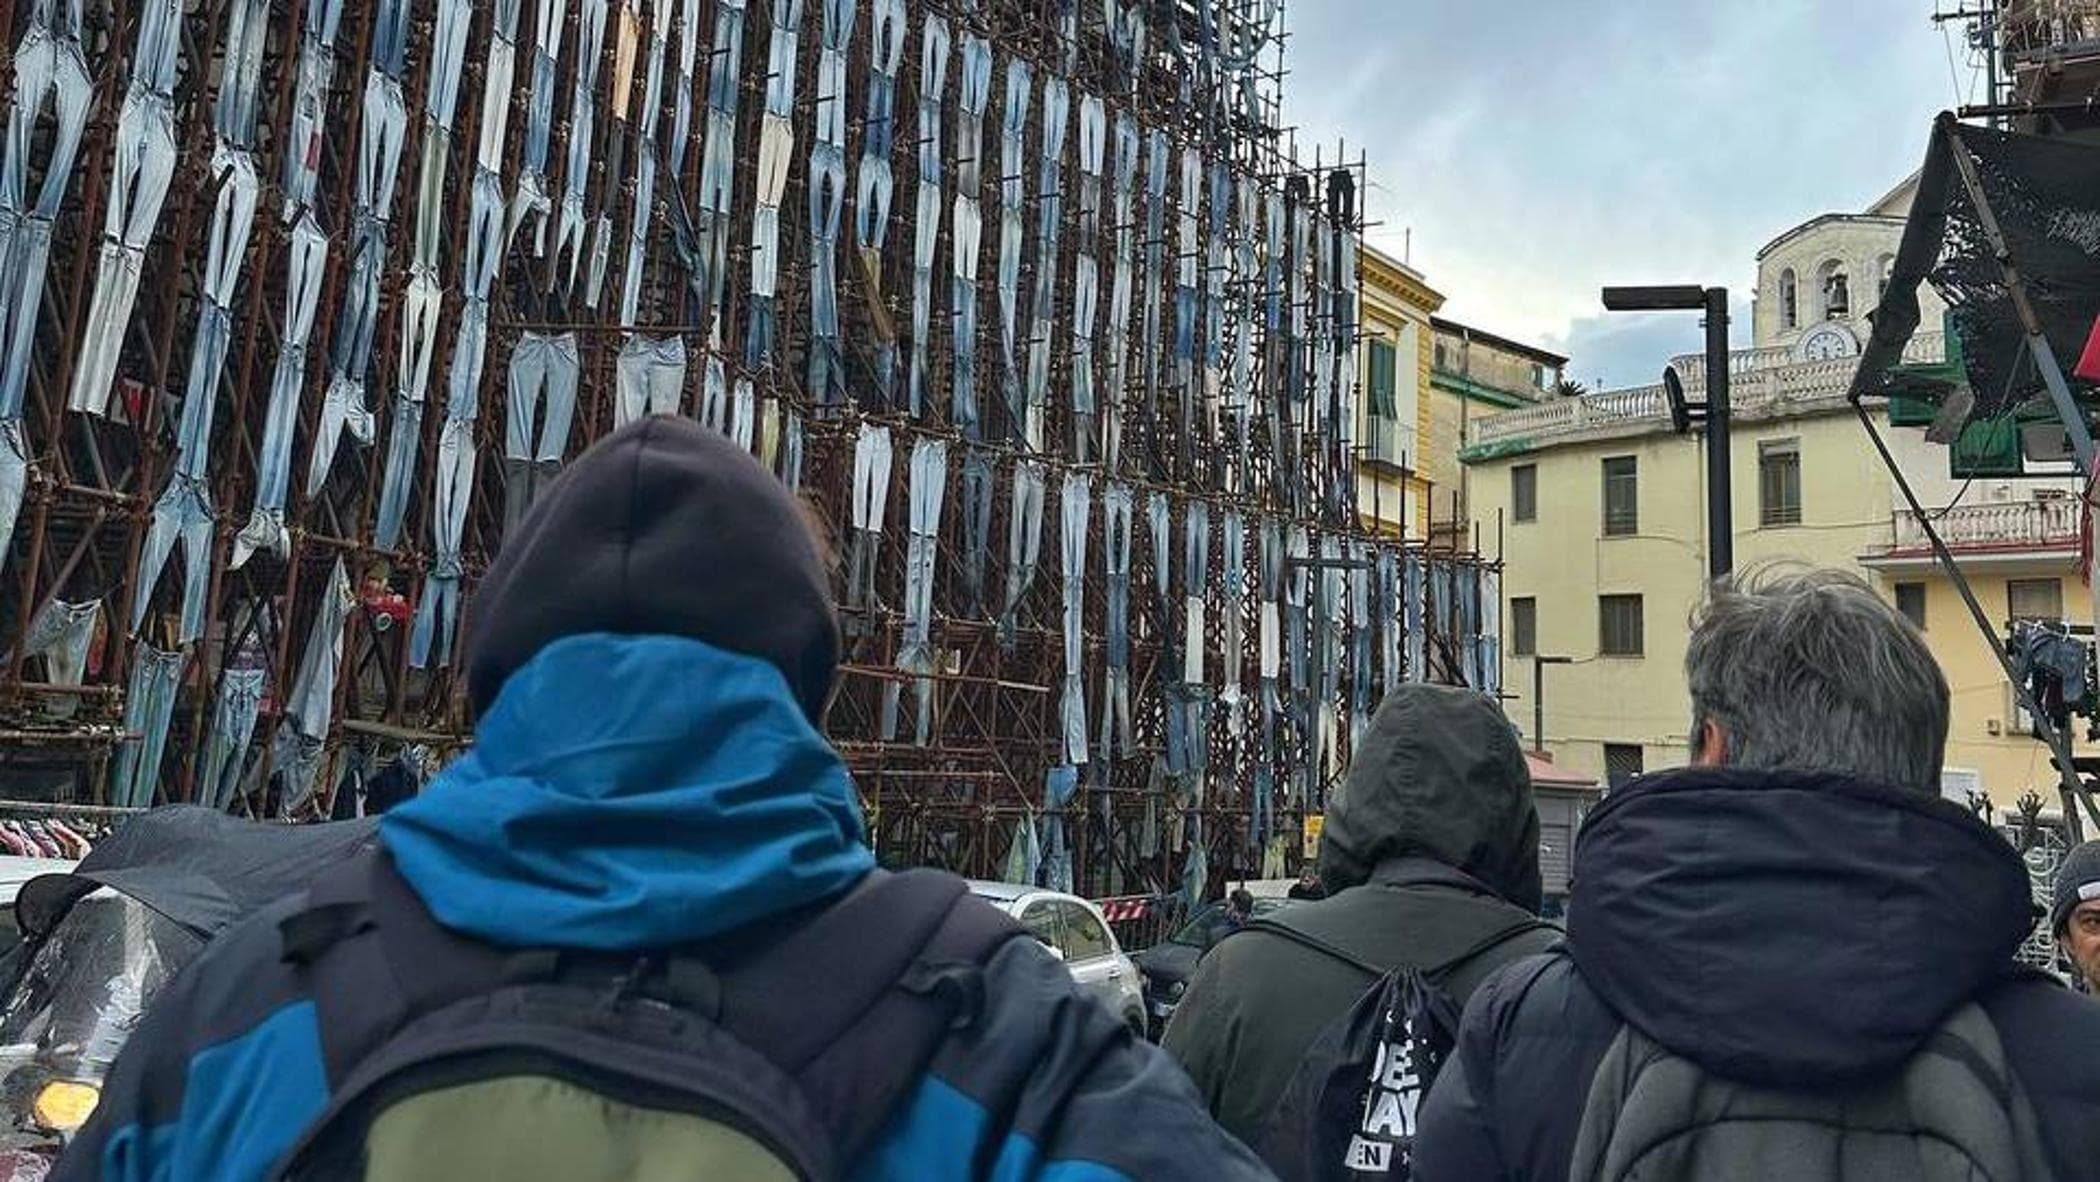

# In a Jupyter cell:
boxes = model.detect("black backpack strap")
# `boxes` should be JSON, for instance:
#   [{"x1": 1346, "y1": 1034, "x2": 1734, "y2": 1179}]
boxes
[
  {"x1": 1247, "y1": 912, "x2": 1558, "y2": 984},
  {"x1": 716, "y1": 868, "x2": 1025, "y2": 1162}
]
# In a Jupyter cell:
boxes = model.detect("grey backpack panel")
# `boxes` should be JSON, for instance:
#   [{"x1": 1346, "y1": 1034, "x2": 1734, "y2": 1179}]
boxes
[{"x1": 1570, "y1": 1002, "x2": 2056, "y2": 1182}]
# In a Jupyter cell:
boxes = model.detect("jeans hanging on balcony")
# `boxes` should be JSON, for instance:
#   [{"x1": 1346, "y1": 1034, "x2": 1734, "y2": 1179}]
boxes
[
  {"x1": 692, "y1": 0, "x2": 745, "y2": 326},
  {"x1": 1456, "y1": 564, "x2": 1481, "y2": 689},
  {"x1": 999, "y1": 461, "x2": 1045, "y2": 651},
  {"x1": 846, "y1": 423, "x2": 893, "y2": 627},
  {"x1": 1103, "y1": 114, "x2": 1138, "y2": 470},
  {"x1": 730, "y1": 379, "x2": 755, "y2": 452},
  {"x1": 197, "y1": 668, "x2": 265, "y2": 810},
  {"x1": 853, "y1": 0, "x2": 902, "y2": 406},
  {"x1": 284, "y1": 560, "x2": 353, "y2": 747},
  {"x1": 23, "y1": 598, "x2": 98, "y2": 686},
  {"x1": 1024, "y1": 76, "x2": 1069, "y2": 441},
  {"x1": 1349, "y1": 543, "x2": 1372, "y2": 747},
  {"x1": 781, "y1": 411, "x2": 804, "y2": 492},
  {"x1": 233, "y1": 214, "x2": 329, "y2": 569},
  {"x1": 1377, "y1": 546, "x2": 1400, "y2": 699},
  {"x1": 905, "y1": 16, "x2": 950, "y2": 418},
  {"x1": 1404, "y1": 553, "x2": 1426, "y2": 684},
  {"x1": 68, "y1": 0, "x2": 181, "y2": 416},
  {"x1": 134, "y1": 478, "x2": 212, "y2": 643},
  {"x1": 1221, "y1": 510, "x2": 1245, "y2": 738},
  {"x1": 372, "y1": 269, "x2": 443, "y2": 550},
  {"x1": 1098, "y1": 484, "x2": 1133, "y2": 760},
  {"x1": 996, "y1": 59, "x2": 1031, "y2": 444},
  {"x1": 1175, "y1": 501, "x2": 1211, "y2": 787},
  {"x1": 959, "y1": 448, "x2": 995, "y2": 618},
  {"x1": 949, "y1": 36, "x2": 990, "y2": 436},
  {"x1": 743, "y1": 0, "x2": 803, "y2": 367},
  {"x1": 668, "y1": 0, "x2": 702, "y2": 179},
  {"x1": 807, "y1": 0, "x2": 852, "y2": 404},
  {"x1": 1148, "y1": 489, "x2": 1175, "y2": 674},
  {"x1": 503, "y1": 332, "x2": 580, "y2": 537},
  {"x1": 1173, "y1": 149, "x2": 1201, "y2": 449},
  {"x1": 408, "y1": 416, "x2": 476, "y2": 669},
  {"x1": 1069, "y1": 96, "x2": 1105, "y2": 459},
  {"x1": 1057, "y1": 473, "x2": 1091, "y2": 766},
  {"x1": 881, "y1": 439, "x2": 946, "y2": 744},
  {"x1": 554, "y1": 0, "x2": 607, "y2": 291},
  {"x1": 508, "y1": 0, "x2": 564, "y2": 250},
  {"x1": 110, "y1": 644, "x2": 184, "y2": 809},
  {"x1": 617, "y1": 0, "x2": 670, "y2": 330},
  {"x1": 1140, "y1": 131, "x2": 1168, "y2": 419},
  {"x1": 1480, "y1": 569, "x2": 1502, "y2": 695},
  {"x1": 615, "y1": 334, "x2": 687, "y2": 425}
]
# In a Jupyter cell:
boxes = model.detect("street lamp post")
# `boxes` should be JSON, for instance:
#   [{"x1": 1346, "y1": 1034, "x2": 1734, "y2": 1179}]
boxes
[
  {"x1": 1601, "y1": 284, "x2": 1734, "y2": 579},
  {"x1": 1532, "y1": 654, "x2": 1574, "y2": 755}
]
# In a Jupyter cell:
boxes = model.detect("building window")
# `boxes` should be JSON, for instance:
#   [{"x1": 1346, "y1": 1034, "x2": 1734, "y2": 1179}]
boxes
[
  {"x1": 1532, "y1": 363, "x2": 1552, "y2": 390},
  {"x1": 1819, "y1": 259, "x2": 1850, "y2": 319},
  {"x1": 1599, "y1": 594, "x2": 1644, "y2": 657},
  {"x1": 1511, "y1": 597, "x2": 1537, "y2": 658},
  {"x1": 1512, "y1": 464, "x2": 1537, "y2": 523},
  {"x1": 1602, "y1": 456, "x2": 1638, "y2": 536},
  {"x1": 1758, "y1": 438, "x2": 1801, "y2": 527},
  {"x1": 1434, "y1": 341, "x2": 1448, "y2": 371},
  {"x1": 1367, "y1": 325, "x2": 1418, "y2": 464},
  {"x1": 1779, "y1": 267, "x2": 1798, "y2": 330},
  {"x1": 1895, "y1": 582, "x2": 1927, "y2": 631},
  {"x1": 1603, "y1": 744, "x2": 1645, "y2": 789},
  {"x1": 2008, "y1": 578, "x2": 2064, "y2": 622}
]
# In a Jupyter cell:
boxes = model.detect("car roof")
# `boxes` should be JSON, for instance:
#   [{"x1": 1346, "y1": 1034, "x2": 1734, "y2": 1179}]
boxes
[{"x1": 966, "y1": 880, "x2": 1034, "y2": 902}]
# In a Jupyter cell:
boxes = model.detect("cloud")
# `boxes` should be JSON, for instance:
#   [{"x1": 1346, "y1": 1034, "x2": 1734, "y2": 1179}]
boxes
[{"x1": 1286, "y1": 0, "x2": 1963, "y2": 382}]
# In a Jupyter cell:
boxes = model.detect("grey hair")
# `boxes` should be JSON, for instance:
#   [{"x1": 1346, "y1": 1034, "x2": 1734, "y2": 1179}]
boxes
[{"x1": 1686, "y1": 563, "x2": 1948, "y2": 795}]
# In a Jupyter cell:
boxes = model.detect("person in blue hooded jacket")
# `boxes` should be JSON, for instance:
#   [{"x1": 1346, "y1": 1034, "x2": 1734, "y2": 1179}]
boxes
[
  {"x1": 1413, "y1": 566, "x2": 2100, "y2": 1182},
  {"x1": 57, "y1": 416, "x2": 1272, "y2": 1182}
]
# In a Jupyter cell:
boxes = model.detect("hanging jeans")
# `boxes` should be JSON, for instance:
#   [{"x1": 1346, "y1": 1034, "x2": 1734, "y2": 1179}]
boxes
[
  {"x1": 409, "y1": 417, "x2": 476, "y2": 668},
  {"x1": 1098, "y1": 484, "x2": 1133, "y2": 759},
  {"x1": 746, "y1": 113, "x2": 794, "y2": 368},
  {"x1": 1221, "y1": 511, "x2": 1245, "y2": 736},
  {"x1": 996, "y1": 60, "x2": 1031, "y2": 443},
  {"x1": 999, "y1": 461, "x2": 1046, "y2": 651},
  {"x1": 846, "y1": 424, "x2": 893, "y2": 623},
  {"x1": 1480, "y1": 570, "x2": 1502, "y2": 695},
  {"x1": 1058, "y1": 474, "x2": 1091, "y2": 766},
  {"x1": 1404, "y1": 554, "x2": 1426, "y2": 684},
  {"x1": 373, "y1": 270, "x2": 444, "y2": 550},
  {"x1": 197, "y1": 668, "x2": 265, "y2": 810},
  {"x1": 949, "y1": 35, "x2": 990, "y2": 437},
  {"x1": 282, "y1": 0, "x2": 346, "y2": 218},
  {"x1": 504, "y1": 332, "x2": 580, "y2": 536},
  {"x1": 23, "y1": 598, "x2": 98, "y2": 686},
  {"x1": 1148, "y1": 490, "x2": 1175, "y2": 675},
  {"x1": 781, "y1": 410, "x2": 804, "y2": 492},
  {"x1": 1350, "y1": 546, "x2": 1372, "y2": 747},
  {"x1": 731, "y1": 379, "x2": 756, "y2": 452},
  {"x1": 70, "y1": 88, "x2": 178, "y2": 415},
  {"x1": 1377, "y1": 547, "x2": 1400, "y2": 698},
  {"x1": 110, "y1": 645, "x2": 185, "y2": 809},
  {"x1": 285, "y1": 559, "x2": 353, "y2": 743},
  {"x1": 616, "y1": 334, "x2": 686, "y2": 426},
  {"x1": 959, "y1": 449, "x2": 995, "y2": 618},
  {"x1": 0, "y1": 10, "x2": 93, "y2": 424},
  {"x1": 882, "y1": 439, "x2": 946, "y2": 744},
  {"x1": 134, "y1": 478, "x2": 213, "y2": 643},
  {"x1": 906, "y1": 17, "x2": 950, "y2": 418},
  {"x1": 808, "y1": 140, "x2": 847, "y2": 404},
  {"x1": 234, "y1": 214, "x2": 329, "y2": 568},
  {"x1": 0, "y1": 420, "x2": 25, "y2": 576}
]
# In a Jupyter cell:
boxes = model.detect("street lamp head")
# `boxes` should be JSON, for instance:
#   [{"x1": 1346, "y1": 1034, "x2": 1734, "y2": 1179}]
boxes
[{"x1": 1602, "y1": 284, "x2": 1707, "y2": 312}]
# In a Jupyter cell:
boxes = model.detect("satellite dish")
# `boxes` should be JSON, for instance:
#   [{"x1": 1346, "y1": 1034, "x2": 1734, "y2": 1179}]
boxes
[{"x1": 1663, "y1": 366, "x2": 1693, "y2": 435}]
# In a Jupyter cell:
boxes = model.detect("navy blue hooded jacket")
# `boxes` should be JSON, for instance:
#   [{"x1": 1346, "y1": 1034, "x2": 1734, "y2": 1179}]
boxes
[
  {"x1": 55, "y1": 634, "x2": 1272, "y2": 1181},
  {"x1": 1414, "y1": 766, "x2": 2100, "y2": 1182}
]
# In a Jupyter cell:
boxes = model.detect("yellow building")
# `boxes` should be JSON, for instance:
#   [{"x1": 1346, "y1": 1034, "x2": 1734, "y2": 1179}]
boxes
[
  {"x1": 1427, "y1": 318, "x2": 1566, "y2": 550},
  {"x1": 1356, "y1": 245, "x2": 1441, "y2": 539},
  {"x1": 1464, "y1": 184, "x2": 2089, "y2": 811}
]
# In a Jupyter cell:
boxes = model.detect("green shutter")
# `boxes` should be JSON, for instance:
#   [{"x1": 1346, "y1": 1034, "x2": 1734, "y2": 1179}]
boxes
[{"x1": 1370, "y1": 340, "x2": 1398, "y2": 418}]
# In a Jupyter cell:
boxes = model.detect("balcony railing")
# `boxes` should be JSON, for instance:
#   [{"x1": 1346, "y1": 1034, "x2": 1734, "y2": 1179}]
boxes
[
  {"x1": 1466, "y1": 333, "x2": 1945, "y2": 451},
  {"x1": 1885, "y1": 498, "x2": 2082, "y2": 554}
]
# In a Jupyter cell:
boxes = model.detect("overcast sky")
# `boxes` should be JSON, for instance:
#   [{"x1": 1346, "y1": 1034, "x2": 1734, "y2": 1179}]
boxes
[{"x1": 1285, "y1": 0, "x2": 1976, "y2": 388}]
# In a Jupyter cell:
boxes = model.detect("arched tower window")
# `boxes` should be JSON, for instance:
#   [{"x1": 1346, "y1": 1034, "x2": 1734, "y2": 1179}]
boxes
[
  {"x1": 1818, "y1": 259, "x2": 1850, "y2": 319},
  {"x1": 1779, "y1": 268, "x2": 1798, "y2": 330}
]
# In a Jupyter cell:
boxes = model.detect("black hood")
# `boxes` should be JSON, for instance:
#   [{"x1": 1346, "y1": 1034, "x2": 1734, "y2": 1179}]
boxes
[
  {"x1": 1570, "y1": 767, "x2": 2033, "y2": 1086},
  {"x1": 1319, "y1": 684, "x2": 1541, "y2": 911}
]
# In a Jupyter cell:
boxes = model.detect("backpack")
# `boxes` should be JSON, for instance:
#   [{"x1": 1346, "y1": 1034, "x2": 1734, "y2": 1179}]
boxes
[
  {"x1": 1569, "y1": 1000, "x2": 2057, "y2": 1182},
  {"x1": 1250, "y1": 915, "x2": 1554, "y2": 1182},
  {"x1": 268, "y1": 852, "x2": 1024, "y2": 1181}
]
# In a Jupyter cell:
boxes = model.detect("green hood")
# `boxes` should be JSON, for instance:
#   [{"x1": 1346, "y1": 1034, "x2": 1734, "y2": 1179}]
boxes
[{"x1": 1319, "y1": 684, "x2": 1543, "y2": 911}]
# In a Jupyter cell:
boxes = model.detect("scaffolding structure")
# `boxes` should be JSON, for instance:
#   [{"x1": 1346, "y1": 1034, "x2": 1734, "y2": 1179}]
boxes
[{"x1": 0, "y1": 0, "x2": 1500, "y2": 898}]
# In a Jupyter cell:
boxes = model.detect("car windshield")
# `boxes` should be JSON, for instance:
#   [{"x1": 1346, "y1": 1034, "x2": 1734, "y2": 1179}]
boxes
[{"x1": 1168, "y1": 898, "x2": 1285, "y2": 948}]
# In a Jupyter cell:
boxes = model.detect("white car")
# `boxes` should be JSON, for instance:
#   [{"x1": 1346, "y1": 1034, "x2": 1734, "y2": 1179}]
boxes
[{"x1": 969, "y1": 882, "x2": 1147, "y2": 1035}]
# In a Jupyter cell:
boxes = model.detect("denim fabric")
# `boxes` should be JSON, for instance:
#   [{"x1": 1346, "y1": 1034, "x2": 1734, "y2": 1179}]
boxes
[
  {"x1": 110, "y1": 644, "x2": 184, "y2": 809},
  {"x1": 1257, "y1": 518, "x2": 1282, "y2": 802},
  {"x1": 0, "y1": 0, "x2": 92, "y2": 431},
  {"x1": 1148, "y1": 489, "x2": 1174, "y2": 671},
  {"x1": 881, "y1": 439, "x2": 946, "y2": 744},
  {"x1": 1058, "y1": 473, "x2": 1091, "y2": 765},
  {"x1": 701, "y1": 334, "x2": 729, "y2": 432},
  {"x1": 1069, "y1": 96, "x2": 1105, "y2": 444},
  {"x1": 197, "y1": 668, "x2": 265, "y2": 810},
  {"x1": 23, "y1": 597, "x2": 97, "y2": 686},
  {"x1": 1103, "y1": 113, "x2": 1139, "y2": 469},
  {"x1": 1405, "y1": 552, "x2": 1426, "y2": 684},
  {"x1": 509, "y1": 0, "x2": 565, "y2": 250},
  {"x1": 846, "y1": 424, "x2": 893, "y2": 620},
  {"x1": 1140, "y1": 131, "x2": 1168, "y2": 409},
  {"x1": 693, "y1": 0, "x2": 746, "y2": 324},
  {"x1": 554, "y1": 0, "x2": 607, "y2": 291},
  {"x1": 503, "y1": 333, "x2": 578, "y2": 534},
  {"x1": 1284, "y1": 525, "x2": 1309, "y2": 765},
  {"x1": 807, "y1": 0, "x2": 853, "y2": 403},
  {"x1": 1024, "y1": 76, "x2": 1069, "y2": 435},
  {"x1": 1182, "y1": 500, "x2": 1210, "y2": 687},
  {"x1": 232, "y1": 213, "x2": 329, "y2": 570},
  {"x1": 1099, "y1": 485, "x2": 1134, "y2": 759},
  {"x1": 999, "y1": 461, "x2": 1045, "y2": 650},
  {"x1": 409, "y1": 416, "x2": 478, "y2": 669},
  {"x1": 1349, "y1": 543, "x2": 1373, "y2": 747},
  {"x1": 1172, "y1": 149, "x2": 1200, "y2": 412},
  {"x1": 996, "y1": 59, "x2": 1032, "y2": 445},
  {"x1": 743, "y1": 0, "x2": 803, "y2": 364},
  {"x1": 69, "y1": 77, "x2": 178, "y2": 415},
  {"x1": 134, "y1": 478, "x2": 211, "y2": 643},
  {"x1": 615, "y1": 335, "x2": 687, "y2": 425},
  {"x1": 214, "y1": 0, "x2": 269, "y2": 146},
  {"x1": 285, "y1": 559, "x2": 353, "y2": 744},
  {"x1": 667, "y1": 0, "x2": 703, "y2": 177},
  {"x1": 730, "y1": 378, "x2": 755, "y2": 452},
  {"x1": 0, "y1": 420, "x2": 22, "y2": 569},
  {"x1": 950, "y1": 34, "x2": 991, "y2": 437},
  {"x1": 1479, "y1": 568, "x2": 1502, "y2": 695},
  {"x1": 1376, "y1": 546, "x2": 1400, "y2": 698},
  {"x1": 1220, "y1": 510, "x2": 1245, "y2": 731},
  {"x1": 780, "y1": 410, "x2": 805, "y2": 491},
  {"x1": 617, "y1": 1, "x2": 666, "y2": 331},
  {"x1": 960, "y1": 448, "x2": 995, "y2": 618},
  {"x1": 906, "y1": 16, "x2": 951, "y2": 419}
]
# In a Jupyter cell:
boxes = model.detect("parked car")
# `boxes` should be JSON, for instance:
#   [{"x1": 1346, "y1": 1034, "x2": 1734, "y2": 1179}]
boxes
[
  {"x1": 0, "y1": 860, "x2": 77, "y2": 965},
  {"x1": 1135, "y1": 896, "x2": 1298, "y2": 1034},
  {"x1": 968, "y1": 882, "x2": 1147, "y2": 1035},
  {"x1": 0, "y1": 807, "x2": 377, "y2": 1180}
]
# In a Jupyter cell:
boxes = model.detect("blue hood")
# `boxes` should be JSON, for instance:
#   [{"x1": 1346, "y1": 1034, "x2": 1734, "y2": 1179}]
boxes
[
  {"x1": 381, "y1": 634, "x2": 875, "y2": 950},
  {"x1": 1569, "y1": 767, "x2": 2033, "y2": 1085}
]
